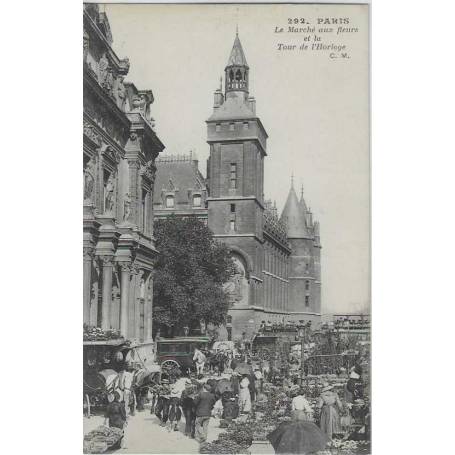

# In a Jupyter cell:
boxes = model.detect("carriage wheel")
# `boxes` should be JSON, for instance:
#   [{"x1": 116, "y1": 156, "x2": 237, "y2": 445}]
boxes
[{"x1": 161, "y1": 360, "x2": 180, "y2": 383}]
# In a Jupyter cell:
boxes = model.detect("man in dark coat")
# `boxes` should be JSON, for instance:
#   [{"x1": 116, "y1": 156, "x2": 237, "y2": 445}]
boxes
[
  {"x1": 193, "y1": 384, "x2": 216, "y2": 443},
  {"x1": 104, "y1": 392, "x2": 127, "y2": 429},
  {"x1": 181, "y1": 382, "x2": 196, "y2": 437}
]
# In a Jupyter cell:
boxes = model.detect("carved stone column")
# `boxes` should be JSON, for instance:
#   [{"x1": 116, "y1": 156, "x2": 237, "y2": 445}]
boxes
[
  {"x1": 119, "y1": 262, "x2": 131, "y2": 337},
  {"x1": 100, "y1": 256, "x2": 114, "y2": 330},
  {"x1": 144, "y1": 271, "x2": 154, "y2": 342},
  {"x1": 127, "y1": 158, "x2": 140, "y2": 226},
  {"x1": 83, "y1": 247, "x2": 94, "y2": 324},
  {"x1": 128, "y1": 265, "x2": 139, "y2": 338}
]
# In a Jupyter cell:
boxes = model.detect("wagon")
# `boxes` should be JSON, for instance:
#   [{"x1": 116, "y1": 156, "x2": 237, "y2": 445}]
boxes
[
  {"x1": 83, "y1": 339, "x2": 136, "y2": 417},
  {"x1": 156, "y1": 336, "x2": 211, "y2": 381}
]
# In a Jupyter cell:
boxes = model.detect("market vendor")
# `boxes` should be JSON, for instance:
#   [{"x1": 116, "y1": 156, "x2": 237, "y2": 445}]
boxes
[
  {"x1": 291, "y1": 387, "x2": 314, "y2": 421},
  {"x1": 345, "y1": 366, "x2": 364, "y2": 410}
]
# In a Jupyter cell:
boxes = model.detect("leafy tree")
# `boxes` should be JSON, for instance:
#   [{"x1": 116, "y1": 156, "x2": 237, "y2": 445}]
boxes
[{"x1": 153, "y1": 215, "x2": 235, "y2": 336}]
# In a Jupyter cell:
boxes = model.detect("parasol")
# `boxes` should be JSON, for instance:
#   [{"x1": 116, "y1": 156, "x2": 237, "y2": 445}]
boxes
[
  {"x1": 267, "y1": 420, "x2": 329, "y2": 454},
  {"x1": 234, "y1": 362, "x2": 254, "y2": 375}
]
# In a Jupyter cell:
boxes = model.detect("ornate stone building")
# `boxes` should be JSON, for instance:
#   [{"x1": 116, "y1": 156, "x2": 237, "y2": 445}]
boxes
[
  {"x1": 154, "y1": 33, "x2": 322, "y2": 339},
  {"x1": 83, "y1": 4, "x2": 164, "y2": 345}
]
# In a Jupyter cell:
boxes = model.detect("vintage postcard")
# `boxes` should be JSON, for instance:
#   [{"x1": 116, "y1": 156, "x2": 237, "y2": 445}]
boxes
[{"x1": 83, "y1": 2, "x2": 370, "y2": 453}]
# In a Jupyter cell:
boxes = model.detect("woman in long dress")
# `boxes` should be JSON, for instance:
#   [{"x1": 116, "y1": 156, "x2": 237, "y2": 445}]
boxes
[
  {"x1": 238, "y1": 374, "x2": 251, "y2": 413},
  {"x1": 317, "y1": 384, "x2": 343, "y2": 440}
]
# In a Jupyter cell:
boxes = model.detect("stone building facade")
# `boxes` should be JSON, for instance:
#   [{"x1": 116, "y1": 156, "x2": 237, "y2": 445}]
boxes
[
  {"x1": 153, "y1": 33, "x2": 322, "y2": 339},
  {"x1": 83, "y1": 4, "x2": 164, "y2": 345}
]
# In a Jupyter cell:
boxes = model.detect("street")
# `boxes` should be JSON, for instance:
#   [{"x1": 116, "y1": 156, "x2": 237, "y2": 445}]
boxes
[{"x1": 83, "y1": 407, "x2": 224, "y2": 454}]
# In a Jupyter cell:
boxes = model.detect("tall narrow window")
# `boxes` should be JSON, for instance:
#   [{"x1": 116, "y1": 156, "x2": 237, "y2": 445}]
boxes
[
  {"x1": 142, "y1": 189, "x2": 148, "y2": 231},
  {"x1": 230, "y1": 203, "x2": 236, "y2": 213},
  {"x1": 230, "y1": 163, "x2": 237, "y2": 189},
  {"x1": 230, "y1": 220, "x2": 236, "y2": 231},
  {"x1": 305, "y1": 280, "x2": 310, "y2": 291},
  {"x1": 165, "y1": 195, "x2": 174, "y2": 208},
  {"x1": 305, "y1": 296, "x2": 310, "y2": 307}
]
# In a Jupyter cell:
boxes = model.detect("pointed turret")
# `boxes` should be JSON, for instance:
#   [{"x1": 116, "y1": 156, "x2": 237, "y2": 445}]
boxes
[
  {"x1": 225, "y1": 31, "x2": 249, "y2": 96},
  {"x1": 281, "y1": 182, "x2": 311, "y2": 238},
  {"x1": 227, "y1": 32, "x2": 249, "y2": 67},
  {"x1": 299, "y1": 184, "x2": 309, "y2": 215}
]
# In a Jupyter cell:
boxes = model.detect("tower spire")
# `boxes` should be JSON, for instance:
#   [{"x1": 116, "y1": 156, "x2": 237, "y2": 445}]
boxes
[
  {"x1": 291, "y1": 173, "x2": 294, "y2": 188},
  {"x1": 225, "y1": 32, "x2": 249, "y2": 95}
]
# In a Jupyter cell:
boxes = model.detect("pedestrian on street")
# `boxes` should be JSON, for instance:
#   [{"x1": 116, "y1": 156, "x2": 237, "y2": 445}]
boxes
[
  {"x1": 193, "y1": 383, "x2": 216, "y2": 443},
  {"x1": 317, "y1": 383, "x2": 343, "y2": 440},
  {"x1": 239, "y1": 374, "x2": 252, "y2": 413},
  {"x1": 181, "y1": 382, "x2": 196, "y2": 438},
  {"x1": 104, "y1": 391, "x2": 127, "y2": 430}
]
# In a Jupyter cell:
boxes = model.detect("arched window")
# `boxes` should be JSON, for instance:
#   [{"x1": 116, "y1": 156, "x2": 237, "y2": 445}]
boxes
[
  {"x1": 192, "y1": 194, "x2": 201, "y2": 207},
  {"x1": 229, "y1": 70, "x2": 234, "y2": 82},
  {"x1": 235, "y1": 69, "x2": 242, "y2": 81},
  {"x1": 165, "y1": 195, "x2": 174, "y2": 208}
]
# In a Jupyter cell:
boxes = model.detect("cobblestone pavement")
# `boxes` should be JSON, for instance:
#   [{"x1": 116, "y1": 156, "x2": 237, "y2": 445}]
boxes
[{"x1": 83, "y1": 407, "x2": 224, "y2": 454}]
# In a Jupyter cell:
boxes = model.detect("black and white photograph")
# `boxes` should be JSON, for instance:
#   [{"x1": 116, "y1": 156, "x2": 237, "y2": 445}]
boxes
[{"x1": 82, "y1": 2, "x2": 370, "y2": 453}]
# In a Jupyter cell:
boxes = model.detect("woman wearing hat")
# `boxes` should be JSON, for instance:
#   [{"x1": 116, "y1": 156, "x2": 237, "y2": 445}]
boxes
[{"x1": 317, "y1": 383, "x2": 343, "y2": 440}]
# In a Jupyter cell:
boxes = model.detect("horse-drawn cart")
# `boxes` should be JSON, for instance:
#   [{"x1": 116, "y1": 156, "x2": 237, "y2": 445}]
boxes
[
  {"x1": 156, "y1": 336, "x2": 211, "y2": 382},
  {"x1": 83, "y1": 338, "x2": 160, "y2": 417}
]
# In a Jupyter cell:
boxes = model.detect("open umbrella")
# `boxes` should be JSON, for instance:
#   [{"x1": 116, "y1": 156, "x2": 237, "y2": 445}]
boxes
[
  {"x1": 267, "y1": 420, "x2": 329, "y2": 454},
  {"x1": 216, "y1": 379, "x2": 233, "y2": 395},
  {"x1": 234, "y1": 363, "x2": 253, "y2": 375}
]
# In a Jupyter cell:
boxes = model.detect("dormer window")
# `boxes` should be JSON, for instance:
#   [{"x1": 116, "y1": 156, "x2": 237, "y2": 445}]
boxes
[
  {"x1": 216, "y1": 124, "x2": 221, "y2": 132},
  {"x1": 165, "y1": 195, "x2": 174, "y2": 208},
  {"x1": 193, "y1": 194, "x2": 201, "y2": 207},
  {"x1": 229, "y1": 123, "x2": 235, "y2": 131},
  {"x1": 243, "y1": 122, "x2": 249, "y2": 130}
]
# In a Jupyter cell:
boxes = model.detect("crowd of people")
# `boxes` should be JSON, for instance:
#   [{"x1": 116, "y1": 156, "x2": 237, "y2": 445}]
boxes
[{"x1": 101, "y1": 340, "x2": 370, "y2": 452}]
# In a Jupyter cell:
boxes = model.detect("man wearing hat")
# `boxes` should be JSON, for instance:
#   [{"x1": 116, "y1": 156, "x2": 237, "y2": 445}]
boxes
[{"x1": 193, "y1": 383, "x2": 216, "y2": 443}]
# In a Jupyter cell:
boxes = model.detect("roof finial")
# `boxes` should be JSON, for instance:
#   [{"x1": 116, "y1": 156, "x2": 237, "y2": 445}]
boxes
[
  {"x1": 236, "y1": 24, "x2": 239, "y2": 36},
  {"x1": 291, "y1": 173, "x2": 294, "y2": 188},
  {"x1": 219, "y1": 76, "x2": 222, "y2": 91},
  {"x1": 300, "y1": 184, "x2": 304, "y2": 199}
]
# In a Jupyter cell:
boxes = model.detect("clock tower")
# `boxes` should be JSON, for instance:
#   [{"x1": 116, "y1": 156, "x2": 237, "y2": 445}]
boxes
[{"x1": 206, "y1": 32, "x2": 268, "y2": 320}]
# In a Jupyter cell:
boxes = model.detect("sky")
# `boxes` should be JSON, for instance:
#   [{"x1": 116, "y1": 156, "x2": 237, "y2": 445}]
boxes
[{"x1": 103, "y1": 3, "x2": 370, "y2": 314}]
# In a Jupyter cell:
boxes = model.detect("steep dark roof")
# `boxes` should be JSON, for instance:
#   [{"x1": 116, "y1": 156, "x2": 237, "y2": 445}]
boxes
[
  {"x1": 226, "y1": 34, "x2": 248, "y2": 68},
  {"x1": 280, "y1": 186, "x2": 311, "y2": 238},
  {"x1": 153, "y1": 157, "x2": 206, "y2": 206}
]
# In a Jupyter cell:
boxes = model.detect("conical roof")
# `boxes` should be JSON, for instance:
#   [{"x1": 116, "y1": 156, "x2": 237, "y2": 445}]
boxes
[
  {"x1": 299, "y1": 191, "x2": 308, "y2": 216},
  {"x1": 226, "y1": 33, "x2": 248, "y2": 67},
  {"x1": 280, "y1": 186, "x2": 311, "y2": 238}
]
